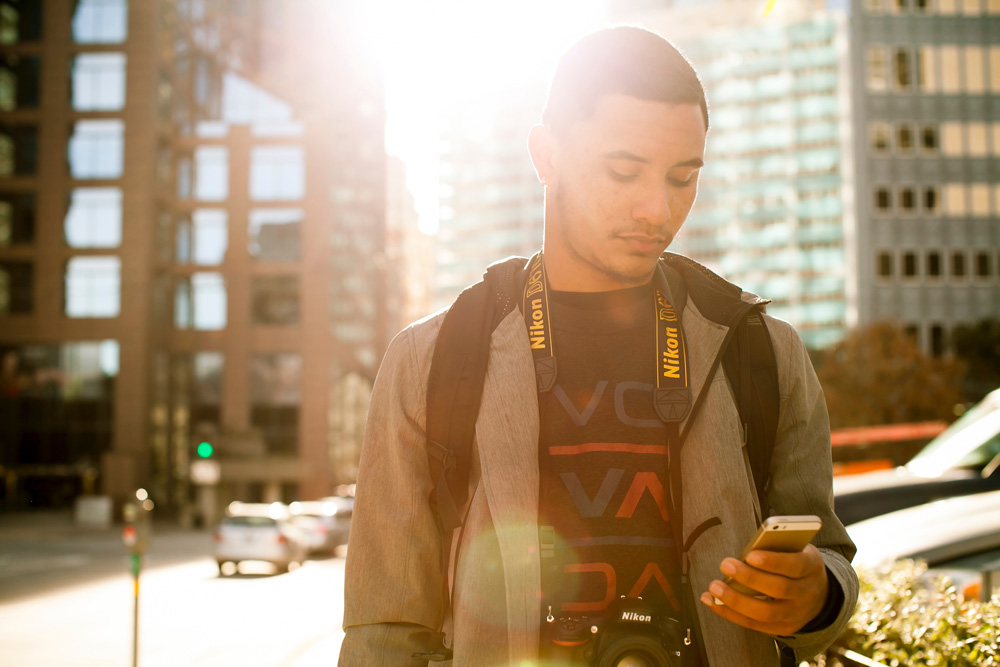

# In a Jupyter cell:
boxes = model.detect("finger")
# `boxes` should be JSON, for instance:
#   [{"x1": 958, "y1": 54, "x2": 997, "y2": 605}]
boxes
[
  {"x1": 699, "y1": 591, "x2": 783, "y2": 635},
  {"x1": 707, "y1": 578, "x2": 775, "y2": 618},
  {"x1": 745, "y1": 544, "x2": 823, "y2": 579},
  {"x1": 719, "y1": 558, "x2": 799, "y2": 601}
]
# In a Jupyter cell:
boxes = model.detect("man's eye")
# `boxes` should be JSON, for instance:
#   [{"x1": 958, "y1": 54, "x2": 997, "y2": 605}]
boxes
[
  {"x1": 609, "y1": 170, "x2": 637, "y2": 182},
  {"x1": 668, "y1": 176, "x2": 696, "y2": 187}
]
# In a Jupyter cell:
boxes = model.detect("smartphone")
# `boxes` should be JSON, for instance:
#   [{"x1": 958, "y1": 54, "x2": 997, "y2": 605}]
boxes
[{"x1": 722, "y1": 515, "x2": 822, "y2": 599}]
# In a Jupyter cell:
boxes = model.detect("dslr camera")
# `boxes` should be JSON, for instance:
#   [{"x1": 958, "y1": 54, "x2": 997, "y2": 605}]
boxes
[{"x1": 540, "y1": 596, "x2": 686, "y2": 667}]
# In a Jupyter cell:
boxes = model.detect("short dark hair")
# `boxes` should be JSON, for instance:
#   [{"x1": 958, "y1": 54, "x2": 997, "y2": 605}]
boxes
[{"x1": 541, "y1": 26, "x2": 709, "y2": 133}]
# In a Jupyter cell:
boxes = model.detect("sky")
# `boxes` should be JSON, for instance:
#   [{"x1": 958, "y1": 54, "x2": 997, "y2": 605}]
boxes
[{"x1": 356, "y1": 0, "x2": 613, "y2": 232}]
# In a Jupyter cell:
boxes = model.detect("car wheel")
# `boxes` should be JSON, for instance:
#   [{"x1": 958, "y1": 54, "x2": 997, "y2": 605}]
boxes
[
  {"x1": 275, "y1": 561, "x2": 289, "y2": 574},
  {"x1": 217, "y1": 561, "x2": 227, "y2": 575}
]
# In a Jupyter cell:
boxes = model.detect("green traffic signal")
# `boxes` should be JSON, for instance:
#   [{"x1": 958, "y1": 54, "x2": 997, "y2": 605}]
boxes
[{"x1": 196, "y1": 441, "x2": 214, "y2": 458}]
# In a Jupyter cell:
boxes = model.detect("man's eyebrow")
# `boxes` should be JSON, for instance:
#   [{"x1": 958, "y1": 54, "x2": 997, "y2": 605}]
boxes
[
  {"x1": 600, "y1": 151, "x2": 704, "y2": 169},
  {"x1": 601, "y1": 150, "x2": 648, "y2": 163}
]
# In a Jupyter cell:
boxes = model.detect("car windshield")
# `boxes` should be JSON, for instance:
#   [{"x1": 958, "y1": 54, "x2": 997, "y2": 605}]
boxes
[
  {"x1": 223, "y1": 516, "x2": 278, "y2": 527},
  {"x1": 908, "y1": 390, "x2": 1000, "y2": 477}
]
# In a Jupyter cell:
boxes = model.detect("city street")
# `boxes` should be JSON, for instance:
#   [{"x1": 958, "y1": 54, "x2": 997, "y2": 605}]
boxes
[{"x1": 0, "y1": 513, "x2": 346, "y2": 666}]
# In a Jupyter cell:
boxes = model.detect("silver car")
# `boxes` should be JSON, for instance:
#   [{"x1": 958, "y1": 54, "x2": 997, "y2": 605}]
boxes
[{"x1": 214, "y1": 502, "x2": 308, "y2": 574}]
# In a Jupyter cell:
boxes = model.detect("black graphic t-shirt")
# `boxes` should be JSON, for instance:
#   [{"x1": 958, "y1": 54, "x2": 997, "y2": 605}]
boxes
[{"x1": 537, "y1": 281, "x2": 684, "y2": 654}]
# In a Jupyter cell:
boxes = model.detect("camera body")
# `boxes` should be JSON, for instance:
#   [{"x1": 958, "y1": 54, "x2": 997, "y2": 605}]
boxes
[{"x1": 540, "y1": 596, "x2": 685, "y2": 667}]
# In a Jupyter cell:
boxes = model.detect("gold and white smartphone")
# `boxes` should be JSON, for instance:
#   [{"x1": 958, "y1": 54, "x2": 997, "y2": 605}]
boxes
[{"x1": 722, "y1": 515, "x2": 822, "y2": 599}]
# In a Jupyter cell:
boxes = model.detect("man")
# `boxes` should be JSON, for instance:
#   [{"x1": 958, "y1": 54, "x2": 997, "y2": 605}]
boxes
[{"x1": 340, "y1": 26, "x2": 857, "y2": 666}]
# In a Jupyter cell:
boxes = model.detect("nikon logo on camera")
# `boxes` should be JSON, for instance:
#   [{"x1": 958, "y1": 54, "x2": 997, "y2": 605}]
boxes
[{"x1": 621, "y1": 611, "x2": 652, "y2": 623}]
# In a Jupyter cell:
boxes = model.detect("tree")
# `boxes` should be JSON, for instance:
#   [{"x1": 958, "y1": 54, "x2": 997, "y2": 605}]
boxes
[
  {"x1": 816, "y1": 322, "x2": 965, "y2": 429},
  {"x1": 951, "y1": 318, "x2": 1000, "y2": 404}
]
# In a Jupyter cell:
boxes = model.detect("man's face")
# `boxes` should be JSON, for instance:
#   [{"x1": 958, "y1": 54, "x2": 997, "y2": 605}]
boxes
[{"x1": 540, "y1": 94, "x2": 707, "y2": 291}]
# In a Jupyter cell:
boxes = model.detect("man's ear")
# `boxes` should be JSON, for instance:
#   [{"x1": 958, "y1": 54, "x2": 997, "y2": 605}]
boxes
[{"x1": 527, "y1": 124, "x2": 556, "y2": 187}]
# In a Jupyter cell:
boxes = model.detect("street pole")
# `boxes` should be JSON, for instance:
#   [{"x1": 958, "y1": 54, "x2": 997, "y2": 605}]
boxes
[
  {"x1": 123, "y1": 489, "x2": 153, "y2": 667},
  {"x1": 131, "y1": 553, "x2": 140, "y2": 667}
]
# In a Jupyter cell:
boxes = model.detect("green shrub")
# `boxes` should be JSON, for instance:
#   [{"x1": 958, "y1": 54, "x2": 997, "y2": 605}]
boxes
[{"x1": 813, "y1": 559, "x2": 1000, "y2": 666}]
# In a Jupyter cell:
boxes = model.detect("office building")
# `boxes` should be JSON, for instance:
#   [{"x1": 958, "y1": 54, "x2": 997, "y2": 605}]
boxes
[
  {"x1": 0, "y1": 0, "x2": 388, "y2": 519},
  {"x1": 850, "y1": 0, "x2": 1000, "y2": 356}
]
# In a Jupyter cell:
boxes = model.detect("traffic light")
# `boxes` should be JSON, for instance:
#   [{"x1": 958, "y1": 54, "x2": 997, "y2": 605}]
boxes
[{"x1": 196, "y1": 441, "x2": 214, "y2": 458}]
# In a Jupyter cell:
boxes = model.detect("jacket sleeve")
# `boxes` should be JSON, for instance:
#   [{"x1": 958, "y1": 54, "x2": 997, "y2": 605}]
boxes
[
  {"x1": 762, "y1": 317, "x2": 859, "y2": 661},
  {"x1": 339, "y1": 320, "x2": 447, "y2": 667}
]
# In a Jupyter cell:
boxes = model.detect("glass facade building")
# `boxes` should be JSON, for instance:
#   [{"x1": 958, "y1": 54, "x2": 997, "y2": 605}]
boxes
[{"x1": 666, "y1": 8, "x2": 856, "y2": 350}]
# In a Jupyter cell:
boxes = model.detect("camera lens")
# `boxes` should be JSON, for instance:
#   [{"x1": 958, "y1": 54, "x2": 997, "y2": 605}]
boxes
[{"x1": 615, "y1": 654, "x2": 653, "y2": 667}]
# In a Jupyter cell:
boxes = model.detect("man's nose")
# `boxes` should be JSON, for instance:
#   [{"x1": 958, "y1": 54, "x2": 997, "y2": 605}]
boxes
[{"x1": 631, "y1": 184, "x2": 671, "y2": 228}]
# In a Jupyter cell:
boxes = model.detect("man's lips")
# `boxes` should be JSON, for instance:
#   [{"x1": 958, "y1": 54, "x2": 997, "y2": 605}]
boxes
[{"x1": 617, "y1": 232, "x2": 671, "y2": 252}]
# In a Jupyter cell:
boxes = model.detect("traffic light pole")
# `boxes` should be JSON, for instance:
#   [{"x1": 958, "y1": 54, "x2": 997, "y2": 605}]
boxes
[{"x1": 131, "y1": 553, "x2": 141, "y2": 667}]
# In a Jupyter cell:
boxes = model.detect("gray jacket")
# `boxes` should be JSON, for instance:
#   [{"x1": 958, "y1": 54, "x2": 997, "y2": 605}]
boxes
[{"x1": 341, "y1": 256, "x2": 858, "y2": 666}]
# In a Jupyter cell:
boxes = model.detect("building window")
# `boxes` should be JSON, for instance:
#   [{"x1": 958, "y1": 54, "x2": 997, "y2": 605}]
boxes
[
  {"x1": 65, "y1": 256, "x2": 120, "y2": 318},
  {"x1": 904, "y1": 324, "x2": 920, "y2": 345},
  {"x1": 961, "y1": 0, "x2": 983, "y2": 14},
  {"x1": 877, "y1": 252, "x2": 893, "y2": 277},
  {"x1": 940, "y1": 46, "x2": 961, "y2": 94},
  {"x1": 870, "y1": 123, "x2": 891, "y2": 153},
  {"x1": 970, "y1": 184, "x2": 990, "y2": 216},
  {"x1": 64, "y1": 188, "x2": 121, "y2": 248},
  {"x1": 899, "y1": 187, "x2": 916, "y2": 213},
  {"x1": 918, "y1": 46, "x2": 937, "y2": 92},
  {"x1": 923, "y1": 186, "x2": 939, "y2": 213},
  {"x1": 976, "y1": 252, "x2": 992, "y2": 277},
  {"x1": 990, "y1": 46, "x2": 1000, "y2": 92},
  {"x1": 251, "y1": 275, "x2": 300, "y2": 325},
  {"x1": 248, "y1": 208, "x2": 302, "y2": 262},
  {"x1": 915, "y1": 0, "x2": 932, "y2": 12},
  {"x1": 70, "y1": 53, "x2": 126, "y2": 111},
  {"x1": 0, "y1": 54, "x2": 40, "y2": 110},
  {"x1": 893, "y1": 0, "x2": 910, "y2": 9},
  {"x1": 68, "y1": 120, "x2": 124, "y2": 179},
  {"x1": 952, "y1": 252, "x2": 966, "y2": 277},
  {"x1": 944, "y1": 184, "x2": 967, "y2": 216},
  {"x1": 250, "y1": 146, "x2": 305, "y2": 201},
  {"x1": 967, "y1": 123, "x2": 988, "y2": 157},
  {"x1": 0, "y1": 259, "x2": 32, "y2": 314},
  {"x1": 903, "y1": 252, "x2": 918, "y2": 277},
  {"x1": 174, "y1": 272, "x2": 226, "y2": 330},
  {"x1": 930, "y1": 325, "x2": 945, "y2": 357},
  {"x1": 964, "y1": 46, "x2": 985, "y2": 93},
  {"x1": 927, "y1": 251, "x2": 942, "y2": 277},
  {"x1": 893, "y1": 48, "x2": 913, "y2": 90},
  {"x1": 897, "y1": 124, "x2": 914, "y2": 153},
  {"x1": 0, "y1": 192, "x2": 35, "y2": 245},
  {"x1": 250, "y1": 354, "x2": 301, "y2": 455},
  {"x1": 875, "y1": 187, "x2": 892, "y2": 213},
  {"x1": 941, "y1": 122, "x2": 964, "y2": 156},
  {"x1": 72, "y1": 0, "x2": 128, "y2": 44},
  {"x1": 0, "y1": 0, "x2": 43, "y2": 44},
  {"x1": 0, "y1": 123, "x2": 38, "y2": 176},
  {"x1": 920, "y1": 125, "x2": 938, "y2": 152},
  {"x1": 190, "y1": 209, "x2": 227, "y2": 265},
  {"x1": 194, "y1": 147, "x2": 228, "y2": 201},
  {"x1": 866, "y1": 46, "x2": 888, "y2": 91}
]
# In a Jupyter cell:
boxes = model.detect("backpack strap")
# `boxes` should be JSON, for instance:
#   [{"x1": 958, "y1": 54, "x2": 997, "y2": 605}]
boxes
[
  {"x1": 425, "y1": 256, "x2": 530, "y2": 533},
  {"x1": 722, "y1": 309, "x2": 780, "y2": 520}
]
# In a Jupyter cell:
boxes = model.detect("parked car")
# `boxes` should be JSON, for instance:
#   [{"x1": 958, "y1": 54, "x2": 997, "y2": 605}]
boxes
[
  {"x1": 289, "y1": 496, "x2": 353, "y2": 555},
  {"x1": 834, "y1": 388, "x2": 1000, "y2": 525},
  {"x1": 213, "y1": 501, "x2": 309, "y2": 574},
  {"x1": 847, "y1": 489, "x2": 1000, "y2": 601}
]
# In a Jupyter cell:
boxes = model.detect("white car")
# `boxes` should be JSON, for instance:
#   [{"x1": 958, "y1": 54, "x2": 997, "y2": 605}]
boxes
[
  {"x1": 289, "y1": 497, "x2": 353, "y2": 555},
  {"x1": 848, "y1": 490, "x2": 1000, "y2": 600},
  {"x1": 214, "y1": 502, "x2": 308, "y2": 574}
]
